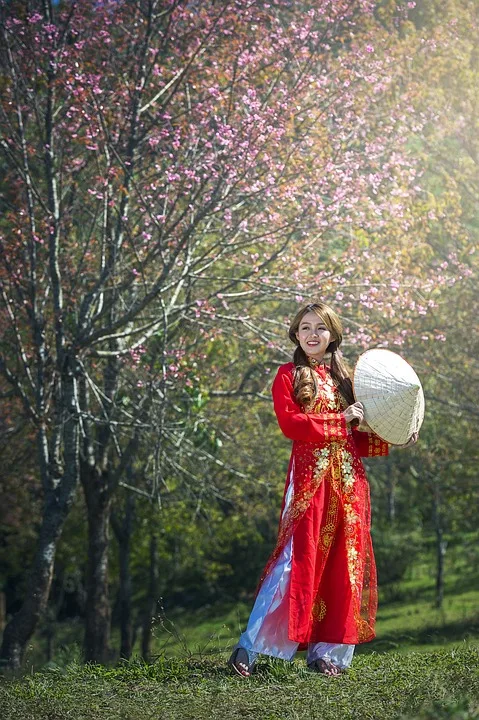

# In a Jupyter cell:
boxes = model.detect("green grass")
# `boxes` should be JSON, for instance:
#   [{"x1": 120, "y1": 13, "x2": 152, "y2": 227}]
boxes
[
  {"x1": 1, "y1": 647, "x2": 478, "y2": 720},
  {"x1": 364, "y1": 588, "x2": 479, "y2": 656},
  {"x1": 148, "y1": 578, "x2": 479, "y2": 659},
  {"x1": 2, "y1": 569, "x2": 479, "y2": 719},
  {"x1": 10, "y1": 569, "x2": 479, "y2": 675}
]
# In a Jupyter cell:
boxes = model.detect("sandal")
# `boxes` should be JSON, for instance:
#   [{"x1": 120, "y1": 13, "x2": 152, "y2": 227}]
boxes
[
  {"x1": 307, "y1": 658, "x2": 342, "y2": 676},
  {"x1": 228, "y1": 647, "x2": 254, "y2": 677}
]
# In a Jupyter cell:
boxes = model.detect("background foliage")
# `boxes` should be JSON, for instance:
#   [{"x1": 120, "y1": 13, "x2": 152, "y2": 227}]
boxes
[{"x1": 0, "y1": 0, "x2": 478, "y2": 672}]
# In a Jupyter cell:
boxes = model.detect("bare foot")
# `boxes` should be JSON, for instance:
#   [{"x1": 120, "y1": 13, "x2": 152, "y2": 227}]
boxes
[
  {"x1": 308, "y1": 658, "x2": 342, "y2": 676},
  {"x1": 228, "y1": 647, "x2": 252, "y2": 677}
]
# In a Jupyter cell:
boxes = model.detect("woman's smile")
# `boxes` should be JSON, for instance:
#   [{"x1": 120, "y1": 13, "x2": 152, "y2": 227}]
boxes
[{"x1": 295, "y1": 311, "x2": 332, "y2": 360}]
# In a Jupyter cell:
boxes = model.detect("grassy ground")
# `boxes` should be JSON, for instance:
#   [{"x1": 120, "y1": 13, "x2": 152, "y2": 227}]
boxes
[
  {"x1": 1, "y1": 647, "x2": 478, "y2": 720},
  {"x1": 148, "y1": 574, "x2": 479, "y2": 660},
  {"x1": 2, "y1": 569, "x2": 479, "y2": 719}
]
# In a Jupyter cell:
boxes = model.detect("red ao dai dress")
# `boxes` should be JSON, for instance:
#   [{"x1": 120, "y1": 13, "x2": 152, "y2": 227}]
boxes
[{"x1": 236, "y1": 362, "x2": 389, "y2": 668}]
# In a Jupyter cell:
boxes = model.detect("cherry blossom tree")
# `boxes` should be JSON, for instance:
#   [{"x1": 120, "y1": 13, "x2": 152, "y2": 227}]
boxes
[{"x1": 0, "y1": 0, "x2": 429, "y2": 667}]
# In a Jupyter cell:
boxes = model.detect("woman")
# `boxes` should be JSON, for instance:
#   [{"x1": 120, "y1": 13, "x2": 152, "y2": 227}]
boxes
[{"x1": 228, "y1": 302, "x2": 417, "y2": 677}]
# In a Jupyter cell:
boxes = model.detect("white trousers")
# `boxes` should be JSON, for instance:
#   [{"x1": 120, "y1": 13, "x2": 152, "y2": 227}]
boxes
[{"x1": 236, "y1": 468, "x2": 355, "y2": 670}]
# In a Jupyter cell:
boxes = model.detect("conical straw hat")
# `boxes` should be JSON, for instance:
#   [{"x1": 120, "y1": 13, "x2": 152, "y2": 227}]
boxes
[{"x1": 352, "y1": 349, "x2": 425, "y2": 446}]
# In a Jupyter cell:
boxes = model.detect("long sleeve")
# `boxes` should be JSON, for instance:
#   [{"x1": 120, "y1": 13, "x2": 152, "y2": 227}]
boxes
[
  {"x1": 352, "y1": 427, "x2": 389, "y2": 457},
  {"x1": 272, "y1": 364, "x2": 348, "y2": 444}
]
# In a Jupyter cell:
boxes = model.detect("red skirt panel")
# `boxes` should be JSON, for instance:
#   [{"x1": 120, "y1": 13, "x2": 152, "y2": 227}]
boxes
[{"x1": 289, "y1": 439, "x2": 377, "y2": 645}]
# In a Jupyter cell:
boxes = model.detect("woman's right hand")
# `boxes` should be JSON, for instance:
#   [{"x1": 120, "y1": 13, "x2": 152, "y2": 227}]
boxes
[{"x1": 342, "y1": 401, "x2": 364, "y2": 425}]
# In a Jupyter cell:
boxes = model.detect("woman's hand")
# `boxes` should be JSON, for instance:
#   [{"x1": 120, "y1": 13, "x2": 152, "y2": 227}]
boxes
[
  {"x1": 396, "y1": 432, "x2": 419, "y2": 449},
  {"x1": 342, "y1": 402, "x2": 364, "y2": 425}
]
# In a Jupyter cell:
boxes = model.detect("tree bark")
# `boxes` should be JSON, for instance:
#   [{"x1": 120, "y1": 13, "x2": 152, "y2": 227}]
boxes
[
  {"x1": 433, "y1": 484, "x2": 447, "y2": 609},
  {"x1": 0, "y1": 592, "x2": 5, "y2": 634},
  {"x1": 0, "y1": 362, "x2": 80, "y2": 670},
  {"x1": 112, "y1": 492, "x2": 135, "y2": 660},
  {"x1": 141, "y1": 533, "x2": 159, "y2": 663},
  {"x1": 0, "y1": 499, "x2": 63, "y2": 670},
  {"x1": 79, "y1": 351, "x2": 143, "y2": 664},
  {"x1": 386, "y1": 456, "x2": 396, "y2": 523},
  {"x1": 82, "y1": 469, "x2": 112, "y2": 665}
]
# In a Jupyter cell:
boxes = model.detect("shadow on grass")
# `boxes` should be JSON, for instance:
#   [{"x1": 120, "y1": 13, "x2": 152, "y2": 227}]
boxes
[
  {"x1": 358, "y1": 615, "x2": 479, "y2": 655},
  {"x1": 379, "y1": 572, "x2": 479, "y2": 606}
]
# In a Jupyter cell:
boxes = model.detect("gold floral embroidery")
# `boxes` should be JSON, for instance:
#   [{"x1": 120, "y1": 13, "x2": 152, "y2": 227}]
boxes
[
  {"x1": 355, "y1": 612, "x2": 375, "y2": 642},
  {"x1": 346, "y1": 542, "x2": 360, "y2": 587},
  {"x1": 341, "y1": 449, "x2": 355, "y2": 490},
  {"x1": 340, "y1": 447, "x2": 361, "y2": 588},
  {"x1": 320, "y1": 374, "x2": 337, "y2": 410},
  {"x1": 344, "y1": 503, "x2": 359, "y2": 525},
  {"x1": 313, "y1": 447, "x2": 330, "y2": 479},
  {"x1": 311, "y1": 373, "x2": 342, "y2": 413},
  {"x1": 320, "y1": 494, "x2": 339, "y2": 549},
  {"x1": 365, "y1": 432, "x2": 388, "y2": 457},
  {"x1": 312, "y1": 596, "x2": 327, "y2": 622},
  {"x1": 321, "y1": 531, "x2": 333, "y2": 548},
  {"x1": 328, "y1": 442, "x2": 344, "y2": 492}
]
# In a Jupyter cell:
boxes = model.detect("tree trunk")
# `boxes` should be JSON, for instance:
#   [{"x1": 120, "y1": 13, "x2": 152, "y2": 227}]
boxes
[
  {"x1": 0, "y1": 494, "x2": 71, "y2": 669},
  {"x1": 435, "y1": 527, "x2": 447, "y2": 609},
  {"x1": 82, "y1": 470, "x2": 112, "y2": 664},
  {"x1": 0, "y1": 364, "x2": 80, "y2": 670},
  {"x1": 112, "y1": 492, "x2": 135, "y2": 660},
  {"x1": 0, "y1": 592, "x2": 5, "y2": 634},
  {"x1": 141, "y1": 533, "x2": 159, "y2": 663},
  {"x1": 433, "y1": 485, "x2": 447, "y2": 609},
  {"x1": 386, "y1": 456, "x2": 396, "y2": 523},
  {"x1": 45, "y1": 610, "x2": 55, "y2": 663},
  {"x1": 79, "y1": 352, "x2": 142, "y2": 664}
]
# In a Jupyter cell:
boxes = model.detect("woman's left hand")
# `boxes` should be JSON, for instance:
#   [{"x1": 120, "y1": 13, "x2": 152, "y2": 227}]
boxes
[{"x1": 396, "y1": 432, "x2": 419, "y2": 449}]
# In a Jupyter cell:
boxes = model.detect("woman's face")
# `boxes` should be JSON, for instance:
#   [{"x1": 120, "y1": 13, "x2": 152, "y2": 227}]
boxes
[{"x1": 295, "y1": 311, "x2": 332, "y2": 361}]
